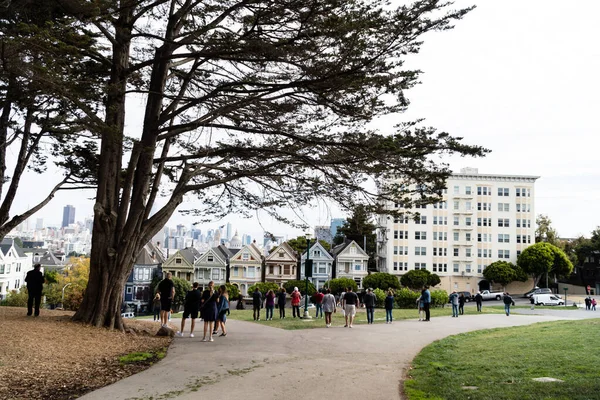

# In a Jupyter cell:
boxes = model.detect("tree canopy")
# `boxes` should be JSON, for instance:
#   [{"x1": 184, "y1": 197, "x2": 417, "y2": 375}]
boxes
[
  {"x1": 483, "y1": 261, "x2": 527, "y2": 289},
  {"x1": 247, "y1": 282, "x2": 280, "y2": 297},
  {"x1": 324, "y1": 277, "x2": 358, "y2": 295},
  {"x1": 400, "y1": 270, "x2": 440, "y2": 290},
  {"x1": 362, "y1": 272, "x2": 401, "y2": 291},
  {"x1": 287, "y1": 236, "x2": 330, "y2": 254},
  {"x1": 283, "y1": 280, "x2": 316, "y2": 296},
  {"x1": 517, "y1": 242, "x2": 573, "y2": 288},
  {"x1": 535, "y1": 214, "x2": 560, "y2": 245},
  {"x1": 333, "y1": 205, "x2": 377, "y2": 270}
]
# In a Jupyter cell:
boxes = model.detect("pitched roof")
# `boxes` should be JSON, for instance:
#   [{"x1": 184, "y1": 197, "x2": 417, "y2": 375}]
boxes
[
  {"x1": 39, "y1": 251, "x2": 64, "y2": 266},
  {"x1": 331, "y1": 240, "x2": 368, "y2": 258},
  {"x1": 179, "y1": 247, "x2": 201, "y2": 265},
  {"x1": 135, "y1": 242, "x2": 165, "y2": 265},
  {"x1": 265, "y1": 242, "x2": 297, "y2": 262},
  {"x1": 215, "y1": 244, "x2": 236, "y2": 259},
  {"x1": 0, "y1": 238, "x2": 26, "y2": 257}
]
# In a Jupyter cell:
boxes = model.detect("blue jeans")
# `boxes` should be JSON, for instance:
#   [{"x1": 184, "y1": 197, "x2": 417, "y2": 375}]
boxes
[
  {"x1": 504, "y1": 304, "x2": 511, "y2": 316},
  {"x1": 315, "y1": 303, "x2": 323, "y2": 318},
  {"x1": 452, "y1": 304, "x2": 459, "y2": 317},
  {"x1": 266, "y1": 306, "x2": 274, "y2": 319},
  {"x1": 386, "y1": 309, "x2": 393, "y2": 322},
  {"x1": 366, "y1": 307, "x2": 374, "y2": 324}
]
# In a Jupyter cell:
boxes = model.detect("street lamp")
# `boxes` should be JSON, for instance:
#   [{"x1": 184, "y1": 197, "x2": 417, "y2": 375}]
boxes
[
  {"x1": 61, "y1": 283, "x2": 72, "y2": 308},
  {"x1": 303, "y1": 234, "x2": 313, "y2": 319}
]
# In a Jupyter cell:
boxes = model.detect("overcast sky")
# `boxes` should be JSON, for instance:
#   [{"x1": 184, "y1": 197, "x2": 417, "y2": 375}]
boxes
[{"x1": 9, "y1": 0, "x2": 600, "y2": 240}]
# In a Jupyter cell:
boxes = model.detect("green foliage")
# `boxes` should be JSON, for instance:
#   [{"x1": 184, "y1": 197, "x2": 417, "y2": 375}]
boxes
[
  {"x1": 225, "y1": 283, "x2": 240, "y2": 300},
  {"x1": 43, "y1": 258, "x2": 89, "y2": 310},
  {"x1": 247, "y1": 282, "x2": 280, "y2": 297},
  {"x1": 395, "y1": 288, "x2": 420, "y2": 308},
  {"x1": 518, "y1": 242, "x2": 574, "y2": 286},
  {"x1": 400, "y1": 270, "x2": 441, "y2": 290},
  {"x1": 119, "y1": 352, "x2": 153, "y2": 364},
  {"x1": 13, "y1": 237, "x2": 23, "y2": 248},
  {"x1": 2, "y1": 288, "x2": 28, "y2": 307},
  {"x1": 333, "y1": 205, "x2": 376, "y2": 270},
  {"x1": 373, "y1": 288, "x2": 386, "y2": 308},
  {"x1": 483, "y1": 261, "x2": 519, "y2": 288},
  {"x1": 283, "y1": 280, "x2": 316, "y2": 296},
  {"x1": 286, "y1": 237, "x2": 330, "y2": 254},
  {"x1": 430, "y1": 290, "x2": 449, "y2": 307},
  {"x1": 323, "y1": 277, "x2": 357, "y2": 295},
  {"x1": 172, "y1": 277, "x2": 191, "y2": 310},
  {"x1": 535, "y1": 214, "x2": 560, "y2": 245},
  {"x1": 44, "y1": 270, "x2": 59, "y2": 285},
  {"x1": 363, "y1": 272, "x2": 401, "y2": 291}
]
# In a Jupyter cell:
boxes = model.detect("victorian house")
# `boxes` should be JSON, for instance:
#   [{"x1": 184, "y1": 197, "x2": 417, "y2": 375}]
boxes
[
  {"x1": 162, "y1": 247, "x2": 201, "y2": 282},
  {"x1": 229, "y1": 237, "x2": 262, "y2": 296},
  {"x1": 123, "y1": 242, "x2": 165, "y2": 314},
  {"x1": 194, "y1": 244, "x2": 234, "y2": 291},
  {"x1": 300, "y1": 241, "x2": 334, "y2": 290},
  {"x1": 331, "y1": 240, "x2": 370, "y2": 289},
  {"x1": 0, "y1": 238, "x2": 32, "y2": 300},
  {"x1": 264, "y1": 242, "x2": 298, "y2": 287}
]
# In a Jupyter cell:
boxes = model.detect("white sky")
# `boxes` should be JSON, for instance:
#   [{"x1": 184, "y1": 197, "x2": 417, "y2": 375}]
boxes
[{"x1": 9, "y1": 0, "x2": 600, "y2": 240}]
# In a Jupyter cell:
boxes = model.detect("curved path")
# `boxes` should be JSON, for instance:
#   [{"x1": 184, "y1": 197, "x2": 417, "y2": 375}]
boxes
[{"x1": 81, "y1": 312, "x2": 586, "y2": 400}]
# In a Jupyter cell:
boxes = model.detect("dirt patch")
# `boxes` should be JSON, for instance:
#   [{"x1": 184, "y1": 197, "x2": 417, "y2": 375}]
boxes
[{"x1": 0, "y1": 307, "x2": 172, "y2": 400}]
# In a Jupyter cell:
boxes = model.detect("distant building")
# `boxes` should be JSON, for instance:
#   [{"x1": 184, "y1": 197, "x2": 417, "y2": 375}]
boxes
[
  {"x1": 331, "y1": 240, "x2": 369, "y2": 289},
  {"x1": 0, "y1": 239, "x2": 33, "y2": 300},
  {"x1": 62, "y1": 205, "x2": 76, "y2": 228},
  {"x1": 314, "y1": 225, "x2": 333, "y2": 245},
  {"x1": 226, "y1": 223, "x2": 232, "y2": 241},
  {"x1": 330, "y1": 218, "x2": 345, "y2": 239},
  {"x1": 123, "y1": 242, "x2": 165, "y2": 314},
  {"x1": 36, "y1": 218, "x2": 44, "y2": 230}
]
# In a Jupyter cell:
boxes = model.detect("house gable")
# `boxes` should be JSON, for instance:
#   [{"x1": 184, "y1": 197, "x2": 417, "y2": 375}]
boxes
[
  {"x1": 337, "y1": 241, "x2": 369, "y2": 259},
  {"x1": 195, "y1": 247, "x2": 227, "y2": 267},
  {"x1": 164, "y1": 250, "x2": 194, "y2": 269},
  {"x1": 302, "y1": 241, "x2": 334, "y2": 262},
  {"x1": 265, "y1": 243, "x2": 297, "y2": 263},
  {"x1": 230, "y1": 244, "x2": 262, "y2": 264}
]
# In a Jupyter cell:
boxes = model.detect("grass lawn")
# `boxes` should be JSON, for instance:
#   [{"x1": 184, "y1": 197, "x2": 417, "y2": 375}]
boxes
[
  {"x1": 489, "y1": 305, "x2": 581, "y2": 312},
  {"x1": 405, "y1": 319, "x2": 600, "y2": 400},
  {"x1": 226, "y1": 306, "x2": 504, "y2": 330}
]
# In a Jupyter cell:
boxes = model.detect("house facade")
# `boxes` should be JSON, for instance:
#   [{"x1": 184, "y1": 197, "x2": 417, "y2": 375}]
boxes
[
  {"x1": 264, "y1": 242, "x2": 298, "y2": 287},
  {"x1": 162, "y1": 247, "x2": 201, "y2": 282},
  {"x1": 229, "y1": 241, "x2": 262, "y2": 295},
  {"x1": 331, "y1": 240, "x2": 369, "y2": 289},
  {"x1": 0, "y1": 239, "x2": 33, "y2": 300},
  {"x1": 194, "y1": 245, "x2": 232, "y2": 290},
  {"x1": 300, "y1": 241, "x2": 334, "y2": 290},
  {"x1": 123, "y1": 242, "x2": 165, "y2": 314}
]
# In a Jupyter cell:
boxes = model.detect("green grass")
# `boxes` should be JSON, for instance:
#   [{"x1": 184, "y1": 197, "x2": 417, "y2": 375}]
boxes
[
  {"x1": 226, "y1": 306, "x2": 504, "y2": 330},
  {"x1": 405, "y1": 319, "x2": 600, "y2": 400},
  {"x1": 119, "y1": 348, "x2": 167, "y2": 365}
]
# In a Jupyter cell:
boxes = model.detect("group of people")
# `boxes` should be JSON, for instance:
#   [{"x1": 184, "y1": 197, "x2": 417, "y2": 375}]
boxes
[
  {"x1": 155, "y1": 273, "x2": 230, "y2": 341},
  {"x1": 584, "y1": 296, "x2": 597, "y2": 311},
  {"x1": 415, "y1": 286, "x2": 432, "y2": 321}
]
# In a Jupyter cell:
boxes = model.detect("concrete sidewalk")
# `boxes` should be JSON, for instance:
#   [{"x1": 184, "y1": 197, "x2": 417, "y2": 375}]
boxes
[{"x1": 81, "y1": 314, "x2": 574, "y2": 400}]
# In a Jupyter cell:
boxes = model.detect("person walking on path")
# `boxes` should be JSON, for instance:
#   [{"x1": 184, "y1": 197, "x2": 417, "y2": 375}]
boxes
[
  {"x1": 314, "y1": 289, "x2": 324, "y2": 318},
  {"x1": 25, "y1": 263, "x2": 44, "y2": 317},
  {"x1": 458, "y1": 293, "x2": 466, "y2": 315},
  {"x1": 416, "y1": 294, "x2": 424, "y2": 321},
  {"x1": 265, "y1": 289, "x2": 275, "y2": 320},
  {"x1": 364, "y1": 288, "x2": 376, "y2": 324},
  {"x1": 503, "y1": 292, "x2": 515, "y2": 316},
  {"x1": 291, "y1": 287, "x2": 302, "y2": 318},
  {"x1": 475, "y1": 291, "x2": 483, "y2": 312},
  {"x1": 322, "y1": 288, "x2": 336, "y2": 327},
  {"x1": 530, "y1": 295, "x2": 535, "y2": 310},
  {"x1": 422, "y1": 286, "x2": 431, "y2": 321},
  {"x1": 177, "y1": 282, "x2": 201, "y2": 337},
  {"x1": 385, "y1": 290, "x2": 394, "y2": 324},
  {"x1": 449, "y1": 291, "x2": 459, "y2": 318},
  {"x1": 200, "y1": 285, "x2": 218, "y2": 342},
  {"x1": 343, "y1": 287, "x2": 359, "y2": 328},
  {"x1": 592, "y1": 298, "x2": 597, "y2": 311},
  {"x1": 157, "y1": 272, "x2": 175, "y2": 327},
  {"x1": 214, "y1": 285, "x2": 230, "y2": 337},
  {"x1": 277, "y1": 288, "x2": 287, "y2": 318},
  {"x1": 252, "y1": 287, "x2": 263, "y2": 321},
  {"x1": 152, "y1": 293, "x2": 161, "y2": 321}
]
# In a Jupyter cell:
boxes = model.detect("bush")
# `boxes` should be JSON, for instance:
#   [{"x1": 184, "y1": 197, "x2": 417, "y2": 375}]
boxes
[
  {"x1": 283, "y1": 280, "x2": 316, "y2": 296},
  {"x1": 172, "y1": 277, "x2": 191, "y2": 310},
  {"x1": 430, "y1": 289, "x2": 449, "y2": 308},
  {"x1": 323, "y1": 277, "x2": 357, "y2": 295},
  {"x1": 363, "y1": 272, "x2": 401, "y2": 291},
  {"x1": 2, "y1": 288, "x2": 28, "y2": 307},
  {"x1": 373, "y1": 288, "x2": 386, "y2": 308},
  {"x1": 247, "y1": 282, "x2": 280, "y2": 297},
  {"x1": 225, "y1": 283, "x2": 240, "y2": 299},
  {"x1": 395, "y1": 288, "x2": 420, "y2": 308}
]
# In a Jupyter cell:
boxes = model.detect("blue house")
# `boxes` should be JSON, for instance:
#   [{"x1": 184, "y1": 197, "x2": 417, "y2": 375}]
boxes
[{"x1": 123, "y1": 242, "x2": 165, "y2": 315}]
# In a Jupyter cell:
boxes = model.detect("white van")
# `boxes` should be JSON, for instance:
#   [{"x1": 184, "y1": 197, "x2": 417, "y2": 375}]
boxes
[{"x1": 533, "y1": 294, "x2": 564, "y2": 306}]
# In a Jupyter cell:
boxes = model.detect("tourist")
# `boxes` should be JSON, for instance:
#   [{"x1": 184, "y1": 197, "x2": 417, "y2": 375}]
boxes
[
  {"x1": 322, "y1": 288, "x2": 336, "y2": 327},
  {"x1": 177, "y1": 282, "x2": 201, "y2": 337},
  {"x1": 200, "y1": 281, "x2": 216, "y2": 320},
  {"x1": 314, "y1": 289, "x2": 325, "y2": 318},
  {"x1": 592, "y1": 298, "x2": 597, "y2": 311},
  {"x1": 214, "y1": 285, "x2": 230, "y2": 337},
  {"x1": 236, "y1": 292, "x2": 245, "y2": 310},
  {"x1": 200, "y1": 284, "x2": 218, "y2": 342},
  {"x1": 475, "y1": 291, "x2": 483, "y2": 312},
  {"x1": 458, "y1": 293, "x2": 466, "y2": 315},
  {"x1": 585, "y1": 296, "x2": 591, "y2": 310},
  {"x1": 503, "y1": 292, "x2": 515, "y2": 316},
  {"x1": 422, "y1": 286, "x2": 431, "y2": 321},
  {"x1": 385, "y1": 290, "x2": 394, "y2": 324},
  {"x1": 416, "y1": 293, "x2": 424, "y2": 321},
  {"x1": 364, "y1": 288, "x2": 376, "y2": 324},
  {"x1": 449, "y1": 291, "x2": 459, "y2": 318},
  {"x1": 343, "y1": 287, "x2": 359, "y2": 328},
  {"x1": 265, "y1": 289, "x2": 275, "y2": 320},
  {"x1": 252, "y1": 287, "x2": 263, "y2": 321},
  {"x1": 157, "y1": 272, "x2": 175, "y2": 327},
  {"x1": 291, "y1": 287, "x2": 302, "y2": 318},
  {"x1": 25, "y1": 263, "x2": 44, "y2": 317},
  {"x1": 277, "y1": 288, "x2": 287, "y2": 318},
  {"x1": 152, "y1": 293, "x2": 161, "y2": 321}
]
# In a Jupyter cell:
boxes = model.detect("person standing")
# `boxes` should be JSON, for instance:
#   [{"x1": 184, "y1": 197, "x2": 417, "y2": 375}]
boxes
[
  {"x1": 157, "y1": 272, "x2": 175, "y2": 327},
  {"x1": 200, "y1": 281, "x2": 216, "y2": 320},
  {"x1": 252, "y1": 287, "x2": 263, "y2": 321},
  {"x1": 25, "y1": 263, "x2": 44, "y2": 317},
  {"x1": 343, "y1": 287, "x2": 359, "y2": 328},
  {"x1": 422, "y1": 286, "x2": 431, "y2": 321},
  {"x1": 364, "y1": 288, "x2": 376, "y2": 324},
  {"x1": 449, "y1": 291, "x2": 459, "y2": 317},
  {"x1": 592, "y1": 298, "x2": 597, "y2": 311},
  {"x1": 214, "y1": 285, "x2": 230, "y2": 337},
  {"x1": 503, "y1": 292, "x2": 515, "y2": 316},
  {"x1": 236, "y1": 292, "x2": 245, "y2": 310},
  {"x1": 277, "y1": 288, "x2": 287, "y2": 318},
  {"x1": 385, "y1": 290, "x2": 394, "y2": 324},
  {"x1": 291, "y1": 287, "x2": 302, "y2": 318},
  {"x1": 152, "y1": 293, "x2": 161, "y2": 321},
  {"x1": 200, "y1": 285, "x2": 218, "y2": 341},
  {"x1": 530, "y1": 295, "x2": 535, "y2": 310},
  {"x1": 458, "y1": 293, "x2": 466, "y2": 315},
  {"x1": 416, "y1": 294, "x2": 424, "y2": 321},
  {"x1": 314, "y1": 289, "x2": 324, "y2": 318},
  {"x1": 177, "y1": 282, "x2": 201, "y2": 337},
  {"x1": 265, "y1": 289, "x2": 275, "y2": 320},
  {"x1": 475, "y1": 291, "x2": 483, "y2": 312},
  {"x1": 322, "y1": 288, "x2": 336, "y2": 327},
  {"x1": 585, "y1": 297, "x2": 591, "y2": 310}
]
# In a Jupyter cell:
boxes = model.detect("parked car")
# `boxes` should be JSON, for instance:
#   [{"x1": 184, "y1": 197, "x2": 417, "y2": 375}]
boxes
[
  {"x1": 479, "y1": 290, "x2": 504, "y2": 301},
  {"x1": 526, "y1": 288, "x2": 553, "y2": 298},
  {"x1": 121, "y1": 312, "x2": 135, "y2": 318},
  {"x1": 533, "y1": 294, "x2": 564, "y2": 306},
  {"x1": 522, "y1": 287, "x2": 540, "y2": 298},
  {"x1": 448, "y1": 291, "x2": 473, "y2": 303}
]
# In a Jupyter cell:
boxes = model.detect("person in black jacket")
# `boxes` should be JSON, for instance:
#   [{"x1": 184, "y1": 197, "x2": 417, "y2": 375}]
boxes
[
  {"x1": 458, "y1": 293, "x2": 466, "y2": 315},
  {"x1": 364, "y1": 288, "x2": 376, "y2": 324},
  {"x1": 177, "y1": 282, "x2": 202, "y2": 337},
  {"x1": 25, "y1": 263, "x2": 44, "y2": 317},
  {"x1": 252, "y1": 287, "x2": 262, "y2": 321},
  {"x1": 503, "y1": 292, "x2": 515, "y2": 316},
  {"x1": 475, "y1": 291, "x2": 483, "y2": 312}
]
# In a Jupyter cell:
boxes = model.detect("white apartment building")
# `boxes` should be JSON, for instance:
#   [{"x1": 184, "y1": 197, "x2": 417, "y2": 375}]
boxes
[{"x1": 377, "y1": 168, "x2": 538, "y2": 294}]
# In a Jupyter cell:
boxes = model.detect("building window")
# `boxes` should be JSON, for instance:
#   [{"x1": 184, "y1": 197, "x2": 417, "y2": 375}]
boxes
[
  {"x1": 453, "y1": 248, "x2": 459, "y2": 257},
  {"x1": 415, "y1": 247, "x2": 427, "y2": 256},
  {"x1": 433, "y1": 232, "x2": 447, "y2": 241},
  {"x1": 207, "y1": 255, "x2": 214, "y2": 262},
  {"x1": 465, "y1": 264, "x2": 472, "y2": 273},
  {"x1": 465, "y1": 186, "x2": 472, "y2": 195},
  {"x1": 466, "y1": 248, "x2": 472, "y2": 258},
  {"x1": 477, "y1": 264, "x2": 483, "y2": 273},
  {"x1": 393, "y1": 246, "x2": 398, "y2": 255},
  {"x1": 414, "y1": 262, "x2": 426, "y2": 270},
  {"x1": 454, "y1": 185, "x2": 460, "y2": 194},
  {"x1": 233, "y1": 267, "x2": 239, "y2": 277},
  {"x1": 454, "y1": 216, "x2": 460, "y2": 226},
  {"x1": 498, "y1": 234, "x2": 510, "y2": 243},
  {"x1": 498, "y1": 203, "x2": 509, "y2": 212},
  {"x1": 278, "y1": 252, "x2": 285, "y2": 258},
  {"x1": 466, "y1": 233, "x2": 471, "y2": 242},
  {"x1": 498, "y1": 250, "x2": 510, "y2": 259},
  {"x1": 212, "y1": 269, "x2": 220, "y2": 280},
  {"x1": 453, "y1": 201, "x2": 460, "y2": 210},
  {"x1": 242, "y1": 252, "x2": 249, "y2": 261},
  {"x1": 498, "y1": 218, "x2": 509, "y2": 227},
  {"x1": 477, "y1": 186, "x2": 491, "y2": 195},
  {"x1": 393, "y1": 262, "x2": 399, "y2": 271},
  {"x1": 453, "y1": 232, "x2": 459, "y2": 241},
  {"x1": 498, "y1": 188, "x2": 509, "y2": 196},
  {"x1": 175, "y1": 258, "x2": 182, "y2": 264},
  {"x1": 126, "y1": 287, "x2": 132, "y2": 294},
  {"x1": 0, "y1": 264, "x2": 4, "y2": 274},
  {"x1": 453, "y1": 263, "x2": 459, "y2": 273},
  {"x1": 247, "y1": 267, "x2": 255, "y2": 278},
  {"x1": 465, "y1": 201, "x2": 472, "y2": 211},
  {"x1": 415, "y1": 231, "x2": 426, "y2": 240}
]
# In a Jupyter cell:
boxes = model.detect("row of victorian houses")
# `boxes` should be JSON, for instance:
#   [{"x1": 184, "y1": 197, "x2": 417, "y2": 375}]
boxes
[{"x1": 123, "y1": 232, "x2": 370, "y2": 313}]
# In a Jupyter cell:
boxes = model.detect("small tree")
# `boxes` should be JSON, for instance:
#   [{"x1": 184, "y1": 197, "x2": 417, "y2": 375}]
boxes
[
  {"x1": 323, "y1": 278, "x2": 357, "y2": 295},
  {"x1": 172, "y1": 277, "x2": 191, "y2": 311},
  {"x1": 363, "y1": 272, "x2": 401, "y2": 291},
  {"x1": 395, "y1": 288, "x2": 420, "y2": 309},
  {"x1": 518, "y1": 242, "x2": 573, "y2": 288},
  {"x1": 283, "y1": 280, "x2": 316, "y2": 296},
  {"x1": 430, "y1": 290, "x2": 449, "y2": 308},
  {"x1": 483, "y1": 261, "x2": 517, "y2": 290},
  {"x1": 373, "y1": 288, "x2": 386, "y2": 308},
  {"x1": 225, "y1": 283, "x2": 240, "y2": 300},
  {"x1": 2, "y1": 288, "x2": 28, "y2": 307},
  {"x1": 247, "y1": 282, "x2": 280, "y2": 297},
  {"x1": 400, "y1": 270, "x2": 440, "y2": 290}
]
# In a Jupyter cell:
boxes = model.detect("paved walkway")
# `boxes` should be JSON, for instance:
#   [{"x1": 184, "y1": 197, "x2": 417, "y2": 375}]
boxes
[{"x1": 81, "y1": 312, "x2": 587, "y2": 400}]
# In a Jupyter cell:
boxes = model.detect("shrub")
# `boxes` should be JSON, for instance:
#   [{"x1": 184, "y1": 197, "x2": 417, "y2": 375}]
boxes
[
  {"x1": 430, "y1": 289, "x2": 449, "y2": 308},
  {"x1": 363, "y1": 272, "x2": 401, "y2": 291},
  {"x1": 283, "y1": 280, "x2": 316, "y2": 296},
  {"x1": 2, "y1": 288, "x2": 28, "y2": 307},
  {"x1": 247, "y1": 282, "x2": 280, "y2": 297},
  {"x1": 225, "y1": 283, "x2": 240, "y2": 299},
  {"x1": 395, "y1": 288, "x2": 420, "y2": 308},
  {"x1": 373, "y1": 288, "x2": 386, "y2": 308},
  {"x1": 323, "y1": 277, "x2": 357, "y2": 295}
]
